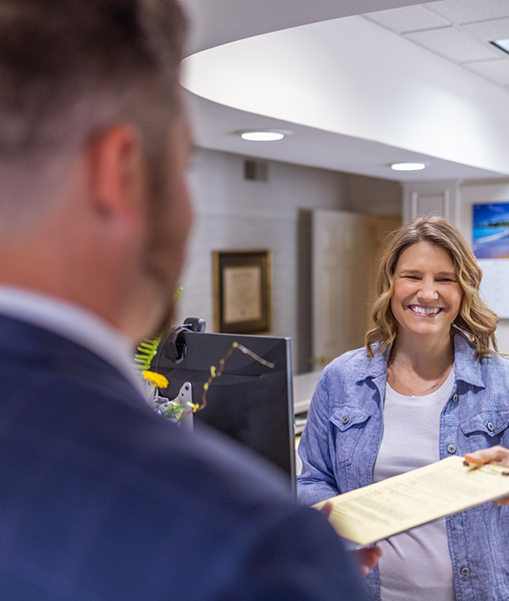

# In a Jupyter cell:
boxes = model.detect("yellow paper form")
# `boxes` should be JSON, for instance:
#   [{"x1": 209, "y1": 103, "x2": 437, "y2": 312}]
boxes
[{"x1": 314, "y1": 456, "x2": 509, "y2": 547}]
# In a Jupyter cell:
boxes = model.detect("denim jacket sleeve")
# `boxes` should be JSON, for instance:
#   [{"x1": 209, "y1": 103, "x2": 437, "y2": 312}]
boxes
[
  {"x1": 297, "y1": 370, "x2": 341, "y2": 506},
  {"x1": 297, "y1": 348, "x2": 386, "y2": 507}
]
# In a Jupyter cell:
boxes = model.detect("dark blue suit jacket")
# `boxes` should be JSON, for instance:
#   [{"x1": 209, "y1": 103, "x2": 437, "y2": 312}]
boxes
[{"x1": 0, "y1": 315, "x2": 367, "y2": 600}]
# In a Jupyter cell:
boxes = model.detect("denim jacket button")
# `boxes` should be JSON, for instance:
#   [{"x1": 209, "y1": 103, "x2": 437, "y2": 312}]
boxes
[
  {"x1": 487, "y1": 422, "x2": 495, "y2": 432},
  {"x1": 342, "y1": 416, "x2": 350, "y2": 425},
  {"x1": 452, "y1": 394, "x2": 459, "y2": 402},
  {"x1": 461, "y1": 567, "x2": 469, "y2": 576},
  {"x1": 447, "y1": 444, "x2": 457, "y2": 454}
]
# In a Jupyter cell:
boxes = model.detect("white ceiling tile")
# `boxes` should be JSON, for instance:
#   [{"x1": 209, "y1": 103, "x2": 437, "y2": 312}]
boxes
[
  {"x1": 463, "y1": 58, "x2": 509, "y2": 85},
  {"x1": 427, "y1": 0, "x2": 509, "y2": 24},
  {"x1": 463, "y1": 18, "x2": 509, "y2": 42},
  {"x1": 405, "y1": 26, "x2": 501, "y2": 62},
  {"x1": 364, "y1": 6, "x2": 449, "y2": 33}
]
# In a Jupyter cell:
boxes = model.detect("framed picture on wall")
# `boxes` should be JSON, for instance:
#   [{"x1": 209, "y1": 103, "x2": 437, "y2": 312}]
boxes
[
  {"x1": 213, "y1": 250, "x2": 272, "y2": 334},
  {"x1": 472, "y1": 202, "x2": 509, "y2": 319},
  {"x1": 472, "y1": 202, "x2": 509, "y2": 259}
]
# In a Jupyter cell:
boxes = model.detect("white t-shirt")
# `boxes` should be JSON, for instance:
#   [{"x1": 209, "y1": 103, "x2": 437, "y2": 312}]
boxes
[{"x1": 373, "y1": 367, "x2": 456, "y2": 601}]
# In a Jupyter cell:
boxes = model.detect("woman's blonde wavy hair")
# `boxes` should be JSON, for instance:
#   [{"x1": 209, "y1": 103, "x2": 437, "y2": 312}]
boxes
[{"x1": 365, "y1": 215, "x2": 499, "y2": 359}]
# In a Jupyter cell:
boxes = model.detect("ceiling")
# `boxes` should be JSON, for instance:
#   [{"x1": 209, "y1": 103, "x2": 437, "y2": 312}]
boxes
[
  {"x1": 364, "y1": 1, "x2": 509, "y2": 90},
  {"x1": 182, "y1": 0, "x2": 509, "y2": 182},
  {"x1": 181, "y1": 0, "x2": 425, "y2": 55}
]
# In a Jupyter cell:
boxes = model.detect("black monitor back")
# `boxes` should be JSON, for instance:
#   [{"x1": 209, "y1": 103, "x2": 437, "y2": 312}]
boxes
[{"x1": 154, "y1": 331, "x2": 295, "y2": 490}]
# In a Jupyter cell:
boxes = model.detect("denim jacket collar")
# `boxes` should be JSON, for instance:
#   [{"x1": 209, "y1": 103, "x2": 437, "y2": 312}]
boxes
[
  {"x1": 355, "y1": 333, "x2": 485, "y2": 390},
  {"x1": 452, "y1": 333, "x2": 485, "y2": 389},
  {"x1": 355, "y1": 344, "x2": 388, "y2": 384}
]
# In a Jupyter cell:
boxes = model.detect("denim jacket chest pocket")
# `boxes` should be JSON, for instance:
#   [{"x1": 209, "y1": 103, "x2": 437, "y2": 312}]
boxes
[
  {"x1": 460, "y1": 410, "x2": 509, "y2": 452},
  {"x1": 329, "y1": 406, "x2": 373, "y2": 470}
]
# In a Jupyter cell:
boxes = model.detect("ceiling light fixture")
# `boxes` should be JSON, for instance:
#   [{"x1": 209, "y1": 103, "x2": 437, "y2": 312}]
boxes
[
  {"x1": 390, "y1": 162, "x2": 427, "y2": 171},
  {"x1": 491, "y1": 38, "x2": 509, "y2": 55},
  {"x1": 239, "y1": 130, "x2": 290, "y2": 142}
]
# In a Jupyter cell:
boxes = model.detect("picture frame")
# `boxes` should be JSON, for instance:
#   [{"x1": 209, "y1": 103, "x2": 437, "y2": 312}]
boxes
[
  {"x1": 472, "y1": 202, "x2": 509, "y2": 259},
  {"x1": 213, "y1": 250, "x2": 272, "y2": 334}
]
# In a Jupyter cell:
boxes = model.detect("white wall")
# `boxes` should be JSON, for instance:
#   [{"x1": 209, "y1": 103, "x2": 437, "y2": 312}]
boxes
[
  {"x1": 176, "y1": 148, "x2": 401, "y2": 372},
  {"x1": 402, "y1": 180, "x2": 460, "y2": 224},
  {"x1": 458, "y1": 180, "x2": 509, "y2": 354},
  {"x1": 344, "y1": 173, "x2": 402, "y2": 215}
]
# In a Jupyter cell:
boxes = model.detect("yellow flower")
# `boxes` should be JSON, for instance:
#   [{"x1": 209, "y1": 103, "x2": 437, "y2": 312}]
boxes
[{"x1": 142, "y1": 371, "x2": 169, "y2": 389}]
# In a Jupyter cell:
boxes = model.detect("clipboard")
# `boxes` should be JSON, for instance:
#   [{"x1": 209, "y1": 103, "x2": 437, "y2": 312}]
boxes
[{"x1": 314, "y1": 456, "x2": 509, "y2": 547}]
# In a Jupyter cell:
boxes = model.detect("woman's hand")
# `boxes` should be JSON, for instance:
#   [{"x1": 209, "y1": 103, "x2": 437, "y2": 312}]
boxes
[
  {"x1": 464, "y1": 446, "x2": 509, "y2": 506},
  {"x1": 353, "y1": 546, "x2": 382, "y2": 577},
  {"x1": 319, "y1": 501, "x2": 382, "y2": 576}
]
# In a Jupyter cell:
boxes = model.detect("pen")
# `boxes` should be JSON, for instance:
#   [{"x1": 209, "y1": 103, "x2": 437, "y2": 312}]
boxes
[
  {"x1": 463, "y1": 459, "x2": 509, "y2": 476},
  {"x1": 463, "y1": 460, "x2": 482, "y2": 471}
]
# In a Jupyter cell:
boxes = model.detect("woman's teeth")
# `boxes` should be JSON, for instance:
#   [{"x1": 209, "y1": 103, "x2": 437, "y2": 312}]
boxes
[{"x1": 410, "y1": 306, "x2": 441, "y2": 315}]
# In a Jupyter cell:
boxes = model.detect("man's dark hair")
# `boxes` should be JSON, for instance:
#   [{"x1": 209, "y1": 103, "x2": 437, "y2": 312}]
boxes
[{"x1": 0, "y1": 0, "x2": 186, "y2": 227}]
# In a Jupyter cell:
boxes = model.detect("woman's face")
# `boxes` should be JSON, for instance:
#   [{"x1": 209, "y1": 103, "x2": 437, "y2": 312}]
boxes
[{"x1": 391, "y1": 241, "x2": 463, "y2": 344}]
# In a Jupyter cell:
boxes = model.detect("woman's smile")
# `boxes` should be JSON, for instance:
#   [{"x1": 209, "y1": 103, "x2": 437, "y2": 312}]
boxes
[{"x1": 407, "y1": 305, "x2": 443, "y2": 316}]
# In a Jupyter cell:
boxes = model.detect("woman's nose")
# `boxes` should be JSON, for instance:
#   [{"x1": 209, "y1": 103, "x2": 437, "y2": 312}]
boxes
[{"x1": 417, "y1": 278, "x2": 439, "y2": 300}]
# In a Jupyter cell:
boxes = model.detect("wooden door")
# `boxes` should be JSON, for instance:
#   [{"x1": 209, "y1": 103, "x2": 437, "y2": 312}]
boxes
[
  {"x1": 364, "y1": 215, "x2": 402, "y2": 329},
  {"x1": 312, "y1": 210, "x2": 367, "y2": 369}
]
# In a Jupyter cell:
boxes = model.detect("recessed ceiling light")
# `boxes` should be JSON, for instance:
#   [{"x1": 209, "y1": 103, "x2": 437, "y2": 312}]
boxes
[
  {"x1": 239, "y1": 130, "x2": 289, "y2": 142},
  {"x1": 491, "y1": 38, "x2": 509, "y2": 55},
  {"x1": 390, "y1": 162, "x2": 427, "y2": 171}
]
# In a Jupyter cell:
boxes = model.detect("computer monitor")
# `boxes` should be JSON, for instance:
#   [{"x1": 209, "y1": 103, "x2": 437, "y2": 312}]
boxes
[{"x1": 154, "y1": 330, "x2": 295, "y2": 491}]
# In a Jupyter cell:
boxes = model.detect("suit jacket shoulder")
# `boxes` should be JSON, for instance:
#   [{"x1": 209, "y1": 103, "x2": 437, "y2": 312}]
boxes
[{"x1": 0, "y1": 316, "x2": 367, "y2": 601}]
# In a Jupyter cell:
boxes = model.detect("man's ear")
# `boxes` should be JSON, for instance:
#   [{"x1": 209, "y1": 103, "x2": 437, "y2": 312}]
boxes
[{"x1": 87, "y1": 124, "x2": 145, "y2": 222}]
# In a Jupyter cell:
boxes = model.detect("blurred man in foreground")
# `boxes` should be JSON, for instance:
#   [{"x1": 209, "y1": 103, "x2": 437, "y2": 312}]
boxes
[{"x1": 0, "y1": 1, "x2": 371, "y2": 598}]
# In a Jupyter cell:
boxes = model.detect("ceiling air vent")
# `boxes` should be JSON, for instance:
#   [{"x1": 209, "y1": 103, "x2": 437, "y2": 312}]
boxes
[{"x1": 244, "y1": 160, "x2": 268, "y2": 182}]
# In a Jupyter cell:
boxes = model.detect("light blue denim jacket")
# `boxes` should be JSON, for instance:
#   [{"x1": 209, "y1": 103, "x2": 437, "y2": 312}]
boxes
[{"x1": 297, "y1": 335, "x2": 509, "y2": 601}]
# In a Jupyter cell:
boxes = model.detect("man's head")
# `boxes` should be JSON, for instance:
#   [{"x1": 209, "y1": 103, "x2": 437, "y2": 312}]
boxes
[{"x1": 0, "y1": 0, "x2": 193, "y2": 342}]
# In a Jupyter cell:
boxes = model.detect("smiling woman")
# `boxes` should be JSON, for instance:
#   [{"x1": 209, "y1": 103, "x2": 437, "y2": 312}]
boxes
[{"x1": 297, "y1": 216, "x2": 509, "y2": 601}]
